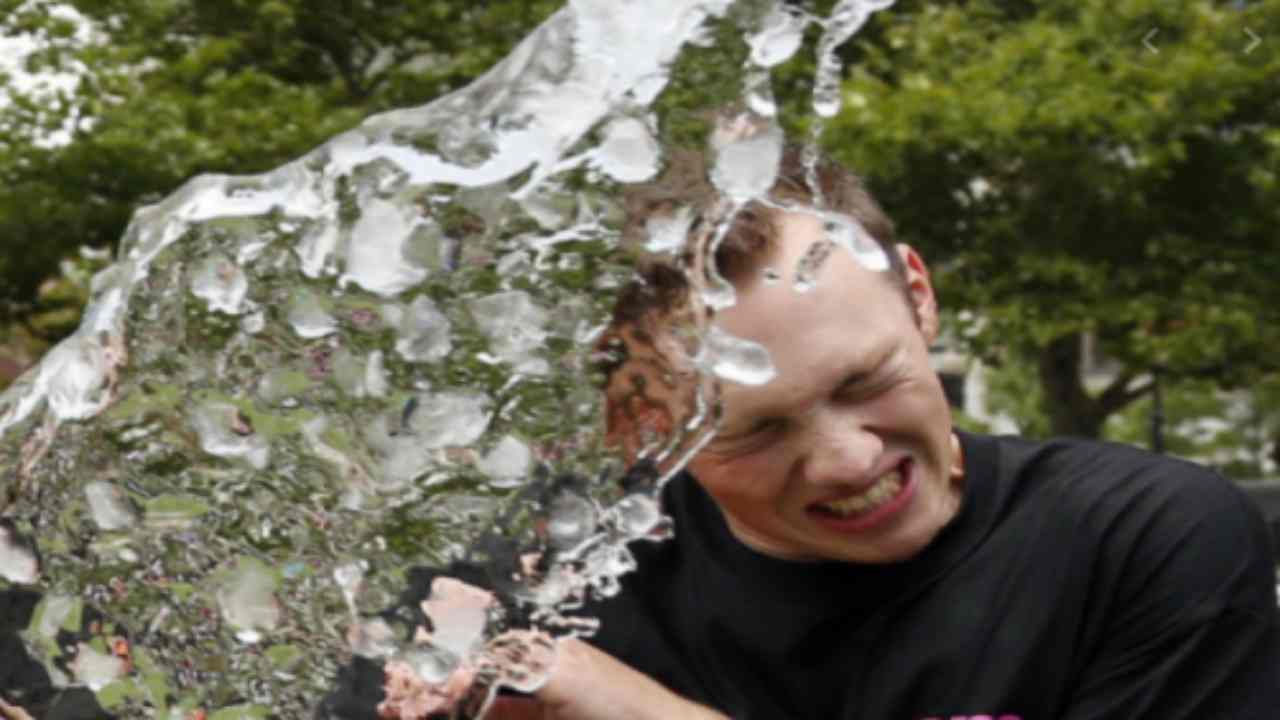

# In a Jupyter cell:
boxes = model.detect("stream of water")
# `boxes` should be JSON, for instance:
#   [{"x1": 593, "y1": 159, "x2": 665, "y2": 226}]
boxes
[{"x1": 0, "y1": 1, "x2": 895, "y2": 717}]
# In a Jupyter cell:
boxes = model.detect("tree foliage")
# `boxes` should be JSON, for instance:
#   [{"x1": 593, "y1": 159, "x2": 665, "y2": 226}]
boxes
[
  {"x1": 829, "y1": 0, "x2": 1280, "y2": 438},
  {"x1": 3, "y1": 0, "x2": 1279, "y2": 455},
  {"x1": 0, "y1": 0, "x2": 558, "y2": 346}
]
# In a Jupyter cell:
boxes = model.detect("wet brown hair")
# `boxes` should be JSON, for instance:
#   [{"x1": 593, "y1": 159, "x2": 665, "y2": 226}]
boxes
[
  {"x1": 597, "y1": 144, "x2": 905, "y2": 457},
  {"x1": 613, "y1": 144, "x2": 903, "y2": 337}
]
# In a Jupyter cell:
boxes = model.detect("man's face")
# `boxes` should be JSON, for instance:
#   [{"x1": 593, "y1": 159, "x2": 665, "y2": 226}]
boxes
[{"x1": 685, "y1": 211, "x2": 964, "y2": 563}]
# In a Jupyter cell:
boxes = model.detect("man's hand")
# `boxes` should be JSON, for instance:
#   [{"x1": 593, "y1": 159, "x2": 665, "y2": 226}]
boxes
[
  {"x1": 486, "y1": 637, "x2": 727, "y2": 720},
  {"x1": 372, "y1": 576, "x2": 724, "y2": 720}
]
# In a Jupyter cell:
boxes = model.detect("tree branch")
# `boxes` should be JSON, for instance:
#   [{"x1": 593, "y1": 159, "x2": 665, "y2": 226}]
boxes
[{"x1": 1096, "y1": 371, "x2": 1153, "y2": 416}]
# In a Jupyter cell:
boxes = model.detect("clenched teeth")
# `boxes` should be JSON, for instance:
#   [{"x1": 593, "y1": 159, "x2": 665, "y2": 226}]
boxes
[{"x1": 819, "y1": 470, "x2": 903, "y2": 516}]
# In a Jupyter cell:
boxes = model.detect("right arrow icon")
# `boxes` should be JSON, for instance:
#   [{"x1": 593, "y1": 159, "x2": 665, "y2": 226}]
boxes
[{"x1": 1244, "y1": 28, "x2": 1261, "y2": 54}]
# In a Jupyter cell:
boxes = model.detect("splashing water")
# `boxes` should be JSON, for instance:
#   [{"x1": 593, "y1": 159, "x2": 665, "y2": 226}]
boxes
[
  {"x1": 0, "y1": 523, "x2": 38, "y2": 585},
  {"x1": 215, "y1": 557, "x2": 283, "y2": 644},
  {"x1": 699, "y1": 325, "x2": 778, "y2": 387},
  {"x1": 812, "y1": 0, "x2": 893, "y2": 119},
  {"x1": 824, "y1": 212, "x2": 891, "y2": 272},
  {"x1": 0, "y1": 0, "x2": 896, "y2": 717},
  {"x1": 748, "y1": 5, "x2": 809, "y2": 68},
  {"x1": 803, "y1": 0, "x2": 897, "y2": 211},
  {"x1": 709, "y1": 114, "x2": 785, "y2": 205},
  {"x1": 792, "y1": 211, "x2": 891, "y2": 292},
  {"x1": 644, "y1": 206, "x2": 697, "y2": 256}
]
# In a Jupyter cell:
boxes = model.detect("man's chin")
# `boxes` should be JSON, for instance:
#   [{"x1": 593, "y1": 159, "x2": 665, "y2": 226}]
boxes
[{"x1": 803, "y1": 520, "x2": 946, "y2": 564}]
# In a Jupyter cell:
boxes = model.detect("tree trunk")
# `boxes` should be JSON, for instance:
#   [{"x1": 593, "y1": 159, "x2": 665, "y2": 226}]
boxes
[
  {"x1": 1036, "y1": 332, "x2": 1154, "y2": 439},
  {"x1": 1037, "y1": 333, "x2": 1105, "y2": 438}
]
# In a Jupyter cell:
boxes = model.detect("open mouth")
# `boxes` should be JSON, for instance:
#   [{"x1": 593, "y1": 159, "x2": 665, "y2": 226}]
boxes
[{"x1": 806, "y1": 459, "x2": 916, "y2": 532}]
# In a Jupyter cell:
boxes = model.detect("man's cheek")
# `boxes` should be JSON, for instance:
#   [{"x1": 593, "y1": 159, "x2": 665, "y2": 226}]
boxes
[{"x1": 690, "y1": 454, "x2": 782, "y2": 501}]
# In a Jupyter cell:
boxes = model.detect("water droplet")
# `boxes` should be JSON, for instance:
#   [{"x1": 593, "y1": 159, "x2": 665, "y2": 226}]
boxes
[
  {"x1": 85, "y1": 482, "x2": 137, "y2": 531},
  {"x1": 40, "y1": 335, "x2": 113, "y2": 421},
  {"x1": 469, "y1": 291, "x2": 550, "y2": 374},
  {"x1": 190, "y1": 254, "x2": 249, "y2": 315},
  {"x1": 709, "y1": 115, "x2": 784, "y2": 203},
  {"x1": 241, "y1": 310, "x2": 265, "y2": 334},
  {"x1": 365, "y1": 350, "x2": 389, "y2": 398},
  {"x1": 404, "y1": 391, "x2": 491, "y2": 450},
  {"x1": 69, "y1": 642, "x2": 128, "y2": 691},
  {"x1": 611, "y1": 494, "x2": 662, "y2": 538},
  {"x1": 699, "y1": 325, "x2": 776, "y2": 386},
  {"x1": 546, "y1": 494, "x2": 597, "y2": 551},
  {"x1": 824, "y1": 213, "x2": 890, "y2": 272},
  {"x1": 332, "y1": 348, "x2": 388, "y2": 400},
  {"x1": 700, "y1": 274, "x2": 738, "y2": 312},
  {"x1": 216, "y1": 557, "x2": 281, "y2": 644},
  {"x1": 287, "y1": 290, "x2": 338, "y2": 339},
  {"x1": 643, "y1": 206, "x2": 695, "y2": 255},
  {"x1": 478, "y1": 436, "x2": 533, "y2": 489},
  {"x1": 581, "y1": 544, "x2": 636, "y2": 599},
  {"x1": 396, "y1": 295, "x2": 453, "y2": 362},
  {"x1": 333, "y1": 560, "x2": 368, "y2": 616},
  {"x1": 812, "y1": 86, "x2": 842, "y2": 119},
  {"x1": 399, "y1": 646, "x2": 459, "y2": 684},
  {"x1": 592, "y1": 116, "x2": 661, "y2": 183},
  {"x1": 347, "y1": 618, "x2": 399, "y2": 659},
  {"x1": 189, "y1": 402, "x2": 271, "y2": 469},
  {"x1": 341, "y1": 199, "x2": 430, "y2": 296},
  {"x1": 748, "y1": 6, "x2": 806, "y2": 68},
  {"x1": 744, "y1": 68, "x2": 778, "y2": 118},
  {"x1": 0, "y1": 524, "x2": 38, "y2": 584},
  {"x1": 557, "y1": 252, "x2": 584, "y2": 272}
]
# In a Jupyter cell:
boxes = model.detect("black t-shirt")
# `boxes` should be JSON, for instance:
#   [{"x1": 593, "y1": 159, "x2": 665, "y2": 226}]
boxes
[{"x1": 582, "y1": 433, "x2": 1280, "y2": 719}]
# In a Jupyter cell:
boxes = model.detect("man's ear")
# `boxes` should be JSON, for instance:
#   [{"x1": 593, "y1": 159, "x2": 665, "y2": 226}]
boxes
[{"x1": 896, "y1": 243, "x2": 939, "y2": 343}]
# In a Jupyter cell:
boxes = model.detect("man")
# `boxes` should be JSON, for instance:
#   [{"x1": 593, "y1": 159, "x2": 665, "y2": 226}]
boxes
[
  {"x1": 479, "y1": 146, "x2": 1280, "y2": 719},
  {"x1": 320, "y1": 146, "x2": 1279, "y2": 719}
]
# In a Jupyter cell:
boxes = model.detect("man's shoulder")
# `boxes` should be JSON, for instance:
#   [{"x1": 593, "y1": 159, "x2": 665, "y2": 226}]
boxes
[
  {"x1": 975, "y1": 433, "x2": 1277, "y2": 611},
  {"x1": 977, "y1": 432, "x2": 1235, "y2": 506}
]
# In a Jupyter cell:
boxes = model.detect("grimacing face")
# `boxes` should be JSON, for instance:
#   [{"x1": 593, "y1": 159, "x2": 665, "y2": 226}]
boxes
[{"x1": 684, "y1": 211, "x2": 965, "y2": 563}]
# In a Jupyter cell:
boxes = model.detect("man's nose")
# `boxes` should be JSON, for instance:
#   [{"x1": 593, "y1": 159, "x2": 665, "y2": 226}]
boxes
[{"x1": 800, "y1": 409, "x2": 883, "y2": 485}]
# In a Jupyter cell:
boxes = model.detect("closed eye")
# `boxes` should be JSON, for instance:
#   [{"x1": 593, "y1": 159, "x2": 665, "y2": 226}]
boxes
[
  {"x1": 834, "y1": 372, "x2": 896, "y2": 403},
  {"x1": 750, "y1": 417, "x2": 786, "y2": 435},
  {"x1": 716, "y1": 417, "x2": 785, "y2": 450}
]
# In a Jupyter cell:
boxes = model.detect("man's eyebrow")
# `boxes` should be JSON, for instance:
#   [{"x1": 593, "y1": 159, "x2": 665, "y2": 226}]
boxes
[
  {"x1": 836, "y1": 369, "x2": 875, "y2": 387},
  {"x1": 832, "y1": 345, "x2": 897, "y2": 389}
]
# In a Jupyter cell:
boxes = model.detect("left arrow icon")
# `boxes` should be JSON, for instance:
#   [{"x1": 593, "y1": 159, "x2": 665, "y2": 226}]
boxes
[{"x1": 1143, "y1": 28, "x2": 1160, "y2": 54}]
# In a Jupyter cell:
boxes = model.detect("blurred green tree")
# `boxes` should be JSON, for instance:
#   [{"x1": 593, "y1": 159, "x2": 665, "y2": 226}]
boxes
[
  {"x1": 829, "y1": 0, "x2": 1280, "y2": 439},
  {"x1": 0, "y1": 0, "x2": 558, "y2": 358},
  {"x1": 3, "y1": 0, "x2": 1279, "y2": 459}
]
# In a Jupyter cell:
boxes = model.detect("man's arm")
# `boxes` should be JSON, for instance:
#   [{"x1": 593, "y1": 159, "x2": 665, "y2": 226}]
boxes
[
  {"x1": 488, "y1": 637, "x2": 728, "y2": 720},
  {"x1": 1061, "y1": 471, "x2": 1280, "y2": 719}
]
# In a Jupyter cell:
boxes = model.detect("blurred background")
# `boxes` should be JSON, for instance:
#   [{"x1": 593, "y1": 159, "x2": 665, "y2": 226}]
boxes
[{"x1": 1, "y1": 0, "x2": 1277, "y2": 521}]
